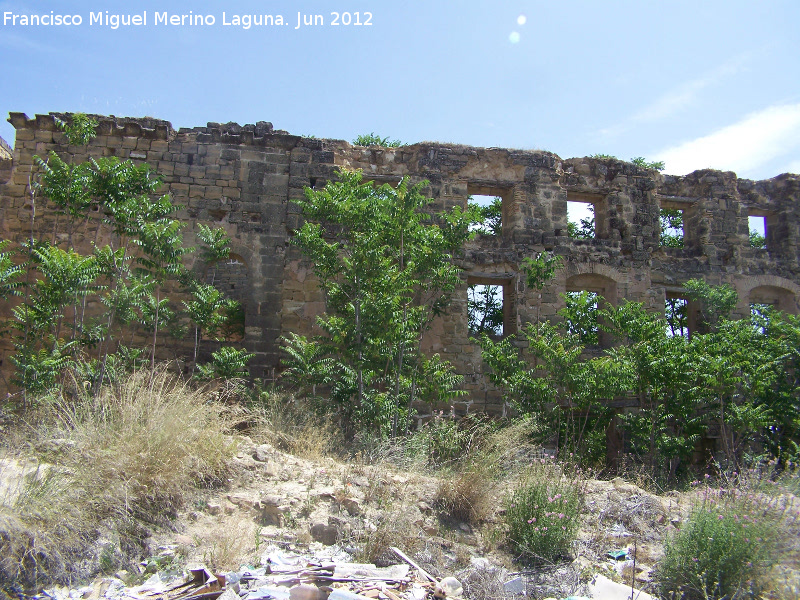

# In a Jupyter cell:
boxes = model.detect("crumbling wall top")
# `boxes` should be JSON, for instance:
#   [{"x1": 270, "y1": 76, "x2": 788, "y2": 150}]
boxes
[
  {"x1": 8, "y1": 112, "x2": 175, "y2": 141},
  {"x1": 0, "y1": 134, "x2": 11, "y2": 160},
  {"x1": 0, "y1": 134, "x2": 11, "y2": 185}
]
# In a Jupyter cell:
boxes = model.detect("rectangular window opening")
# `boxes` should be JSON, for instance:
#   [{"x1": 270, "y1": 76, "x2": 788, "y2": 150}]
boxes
[
  {"x1": 563, "y1": 290, "x2": 600, "y2": 345},
  {"x1": 665, "y1": 296, "x2": 689, "y2": 338},
  {"x1": 468, "y1": 283, "x2": 504, "y2": 338},
  {"x1": 567, "y1": 201, "x2": 595, "y2": 239},
  {"x1": 748, "y1": 214, "x2": 767, "y2": 249},
  {"x1": 468, "y1": 194, "x2": 502, "y2": 236},
  {"x1": 660, "y1": 208, "x2": 684, "y2": 248}
]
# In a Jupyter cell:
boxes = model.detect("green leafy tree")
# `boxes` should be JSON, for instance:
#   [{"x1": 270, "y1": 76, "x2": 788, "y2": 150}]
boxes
[
  {"x1": 183, "y1": 283, "x2": 238, "y2": 373},
  {"x1": 521, "y1": 251, "x2": 562, "y2": 326},
  {"x1": 665, "y1": 297, "x2": 689, "y2": 338},
  {"x1": 284, "y1": 169, "x2": 471, "y2": 437},
  {"x1": 481, "y1": 272, "x2": 800, "y2": 473},
  {"x1": 184, "y1": 224, "x2": 240, "y2": 374},
  {"x1": 195, "y1": 346, "x2": 254, "y2": 379},
  {"x1": 196, "y1": 223, "x2": 232, "y2": 282},
  {"x1": 567, "y1": 205, "x2": 595, "y2": 240},
  {"x1": 2, "y1": 113, "x2": 250, "y2": 399},
  {"x1": 601, "y1": 301, "x2": 701, "y2": 478},
  {"x1": 479, "y1": 320, "x2": 625, "y2": 461},
  {"x1": 561, "y1": 291, "x2": 599, "y2": 345},
  {"x1": 684, "y1": 279, "x2": 737, "y2": 332},
  {"x1": 278, "y1": 332, "x2": 336, "y2": 400},
  {"x1": 479, "y1": 254, "x2": 621, "y2": 462},
  {"x1": 133, "y1": 219, "x2": 191, "y2": 369},
  {"x1": 55, "y1": 112, "x2": 98, "y2": 146}
]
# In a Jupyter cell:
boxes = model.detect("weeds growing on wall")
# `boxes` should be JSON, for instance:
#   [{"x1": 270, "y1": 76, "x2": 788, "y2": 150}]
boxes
[{"x1": 352, "y1": 133, "x2": 405, "y2": 147}]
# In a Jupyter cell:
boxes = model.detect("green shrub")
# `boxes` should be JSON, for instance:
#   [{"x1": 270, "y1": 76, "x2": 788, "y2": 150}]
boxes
[
  {"x1": 655, "y1": 490, "x2": 776, "y2": 600},
  {"x1": 352, "y1": 132, "x2": 404, "y2": 147},
  {"x1": 503, "y1": 460, "x2": 584, "y2": 565}
]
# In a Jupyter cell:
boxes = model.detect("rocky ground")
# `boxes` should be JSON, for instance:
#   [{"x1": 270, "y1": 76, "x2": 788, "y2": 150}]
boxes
[{"x1": 5, "y1": 435, "x2": 800, "y2": 600}]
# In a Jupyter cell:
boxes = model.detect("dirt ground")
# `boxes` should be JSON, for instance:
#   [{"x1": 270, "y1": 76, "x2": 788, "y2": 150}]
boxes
[{"x1": 137, "y1": 437, "x2": 799, "y2": 600}]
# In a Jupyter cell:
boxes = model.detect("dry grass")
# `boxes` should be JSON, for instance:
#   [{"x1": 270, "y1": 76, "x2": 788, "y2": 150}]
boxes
[
  {"x1": 352, "y1": 509, "x2": 423, "y2": 566},
  {"x1": 435, "y1": 465, "x2": 496, "y2": 524},
  {"x1": 248, "y1": 392, "x2": 342, "y2": 460},
  {"x1": 434, "y1": 416, "x2": 540, "y2": 526},
  {"x1": 198, "y1": 520, "x2": 257, "y2": 572},
  {"x1": 0, "y1": 368, "x2": 236, "y2": 588}
]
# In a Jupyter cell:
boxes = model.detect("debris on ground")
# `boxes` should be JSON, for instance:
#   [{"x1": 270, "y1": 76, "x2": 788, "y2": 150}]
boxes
[{"x1": 34, "y1": 547, "x2": 464, "y2": 600}]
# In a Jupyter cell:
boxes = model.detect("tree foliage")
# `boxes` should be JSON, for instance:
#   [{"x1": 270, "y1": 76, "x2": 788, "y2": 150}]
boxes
[
  {"x1": 749, "y1": 229, "x2": 767, "y2": 249},
  {"x1": 567, "y1": 204, "x2": 595, "y2": 240},
  {"x1": 467, "y1": 196, "x2": 502, "y2": 236},
  {"x1": 281, "y1": 169, "x2": 471, "y2": 437},
  {"x1": 631, "y1": 156, "x2": 666, "y2": 171},
  {"x1": 660, "y1": 208, "x2": 684, "y2": 248},
  {"x1": 481, "y1": 269, "x2": 800, "y2": 475},
  {"x1": 468, "y1": 285, "x2": 503, "y2": 337},
  {"x1": 0, "y1": 113, "x2": 250, "y2": 403}
]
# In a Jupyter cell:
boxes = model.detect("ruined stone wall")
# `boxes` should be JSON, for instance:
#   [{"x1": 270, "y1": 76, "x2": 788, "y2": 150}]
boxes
[
  {"x1": 1, "y1": 112, "x2": 798, "y2": 415},
  {"x1": 0, "y1": 135, "x2": 12, "y2": 185}
]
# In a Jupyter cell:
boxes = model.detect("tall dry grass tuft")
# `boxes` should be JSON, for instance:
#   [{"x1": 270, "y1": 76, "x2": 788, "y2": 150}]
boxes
[
  {"x1": 0, "y1": 367, "x2": 236, "y2": 588},
  {"x1": 198, "y1": 520, "x2": 257, "y2": 572},
  {"x1": 435, "y1": 465, "x2": 496, "y2": 524},
  {"x1": 435, "y1": 416, "x2": 541, "y2": 525},
  {"x1": 352, "y1": 509, "x2": 423, "y2": 566},
  {"x1": 248, "y1": 391, "x2": 342, "y2": 460}
]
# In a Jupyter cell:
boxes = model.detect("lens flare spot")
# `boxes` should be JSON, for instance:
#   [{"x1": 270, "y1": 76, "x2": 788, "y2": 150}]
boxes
[
  {"x1": 517, "y1": 14, "x2": 527, "y2": 25},
  {"x1": 509, "y1": 31, "x2": 520, "y2": 44}
]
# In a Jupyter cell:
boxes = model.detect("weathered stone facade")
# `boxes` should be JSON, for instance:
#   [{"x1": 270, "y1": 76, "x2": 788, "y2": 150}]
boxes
[{"x1": 1, "y1": 112, "x2": 798, "y2": 414}]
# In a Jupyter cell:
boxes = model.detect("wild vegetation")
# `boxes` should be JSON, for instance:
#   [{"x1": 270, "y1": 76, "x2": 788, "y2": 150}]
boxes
[
  {"x1": 0, "y1": 368, "x2": 236, "y2": 587},
  {"x1": 0, "y1": 114, "x2": 251, "y2": 406},
  {"x1": 352, "y1": 133, "x2": 405, "y2": 148},
  {"x1": 281, "y1": 170, "x2": 472, "y2": 438},
  {"x1": 0, "y1": 130, "x2": 798, "y2": 598}
]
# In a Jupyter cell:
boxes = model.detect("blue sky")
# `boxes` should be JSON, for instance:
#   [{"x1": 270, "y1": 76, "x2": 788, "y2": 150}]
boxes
[{"x1": 1, "y1": 1, "x2": 798, "y2": 180}]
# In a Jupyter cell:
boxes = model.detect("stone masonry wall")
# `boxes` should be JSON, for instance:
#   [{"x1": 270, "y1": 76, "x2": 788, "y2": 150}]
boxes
[
  {"x1": 0, "y1": 135, "x2": 11, "y2": 185},
  {"x1": 1, "y1": 112, "x2": 799, "y2": 416}
]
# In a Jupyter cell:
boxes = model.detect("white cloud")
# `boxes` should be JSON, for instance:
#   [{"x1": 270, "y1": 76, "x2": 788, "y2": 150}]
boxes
[
  {"x1": 629, "y1": 79, "x2": 709, "y2": 123},
  {"x1": 658, "y1": 103, "x2": 800, "y2": 177},
  {"x1": 596, "y1": 58, "x2": 746, "y2": 139}
]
